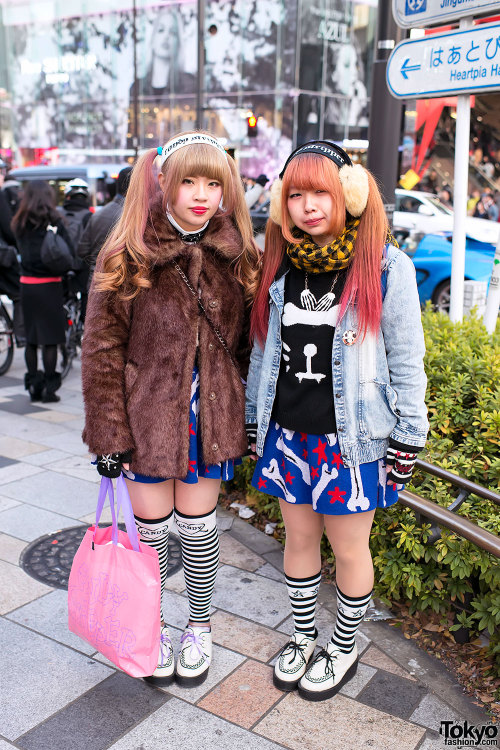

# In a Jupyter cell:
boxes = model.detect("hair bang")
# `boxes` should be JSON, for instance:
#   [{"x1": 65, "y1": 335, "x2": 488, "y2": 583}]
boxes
[
  {"x1": 282, "y1": 153, "x2": 336, "y2": 194},
  {"x1": 173, "y1": 143, "x2": 229, "y2": 185}
]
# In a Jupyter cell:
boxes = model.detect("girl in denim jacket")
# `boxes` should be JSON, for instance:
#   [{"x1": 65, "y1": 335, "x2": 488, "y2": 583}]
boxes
[{"x1": 245, "y1": 141, "x2": 428, "y2": 701}]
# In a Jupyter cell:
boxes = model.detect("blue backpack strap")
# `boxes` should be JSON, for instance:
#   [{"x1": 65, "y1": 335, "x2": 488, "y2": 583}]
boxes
[{"x1": 381, "y1": 244, "x2": 389, "y2": 300}]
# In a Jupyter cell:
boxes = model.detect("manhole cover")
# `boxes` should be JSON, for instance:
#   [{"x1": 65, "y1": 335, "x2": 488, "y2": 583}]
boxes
[{"x1": 20, "y1": 525, "x2": 183, "y2": 590}]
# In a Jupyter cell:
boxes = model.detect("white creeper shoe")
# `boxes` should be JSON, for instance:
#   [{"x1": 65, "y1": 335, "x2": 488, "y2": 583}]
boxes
[
  {"x1": 175, "y1": 625, "x2": 212, "y2": 686},
  {"x1": 143, "y1": 624, "x2": 174, "y2": 686},
  {"x1": 273, "y1": 630, "x2": 318, "y2": 691},
  {"x1": 298, "y1": 641, "x2": 358, "y2": 701}
]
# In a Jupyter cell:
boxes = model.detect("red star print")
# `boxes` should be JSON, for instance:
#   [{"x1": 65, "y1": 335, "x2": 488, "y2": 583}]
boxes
[
  {"x1": 329, "y1": 486, "x2": 346, "y2": 504},
  {"x1": 331, "y1": 452, "x2": 343, "y2": 470},
  {"x1": 188, "y1": 459, "x2": 197, "y2": 474},
  {"x1": 312, "y1": 438, "x2": 328, "y2": 465},
  {"x1": 311, "y1": 466, "x2": 320, "y2": 479},
  {"x1": 302, "y1": 449, "x2": 308, "y2": 460},
  {"x1": 189, "y1": 422, "x2": 196, "y2": 436},
  {"x1": 285, "y1": 471, "x2": 295, "y2": 485},
  {"x1": 258, "y1": 477, "x2": 267, "y2": 490},
  {"x1": 300, "y1": 433, "x2": 308, "y2": 442},
  {"x1": 281, "y1": 457, "x2": 286, "y2": 470},
  {"x1": 204, "y1": 466, "x2": 211, "y2": 474}
]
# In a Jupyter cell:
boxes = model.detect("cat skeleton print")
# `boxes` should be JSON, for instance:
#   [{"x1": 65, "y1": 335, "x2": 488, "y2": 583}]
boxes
[{"x1": 246, "y1": 140, "x2": 428, "y2": 701}]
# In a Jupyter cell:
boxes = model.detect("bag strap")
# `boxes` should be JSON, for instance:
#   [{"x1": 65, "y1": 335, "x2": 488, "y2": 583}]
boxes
[{"x1": 171, "y1": 259, "x2": 241, "y2": 374}]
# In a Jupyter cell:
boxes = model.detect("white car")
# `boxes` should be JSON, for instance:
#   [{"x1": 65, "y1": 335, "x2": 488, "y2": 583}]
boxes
[{"x1": 394, "y1": 189, "x2": 499, "y2": 245}]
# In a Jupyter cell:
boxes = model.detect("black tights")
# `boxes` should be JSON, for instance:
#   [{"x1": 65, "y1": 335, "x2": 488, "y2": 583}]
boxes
[{"x1": 25, "y1": 344, "x2": 57, "y2": 377}]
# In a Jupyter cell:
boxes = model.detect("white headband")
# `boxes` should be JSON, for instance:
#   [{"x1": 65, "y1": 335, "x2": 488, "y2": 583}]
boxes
[{"x1": 157, "y1": 134, "x2": 227, "y2": 167}]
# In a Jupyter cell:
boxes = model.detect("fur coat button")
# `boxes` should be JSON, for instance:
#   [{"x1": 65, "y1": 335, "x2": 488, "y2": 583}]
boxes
[
  {"x1": 208, "y1": 343, "x2": 214, "y2": 351},
  {"x1": 209, "y1": 299, "x2": 218, "y2": 308},
  {"x1": 212, "y1": 443, "x2": 219, "y2": 451},
  {"x1": 209, "y1": 391, "x2": 217, "y2": 400}
]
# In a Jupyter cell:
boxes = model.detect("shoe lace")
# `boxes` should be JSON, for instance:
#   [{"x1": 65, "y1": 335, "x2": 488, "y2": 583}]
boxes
[
  {"x1": 310, "y1": 647, "x2": 340, "y2": 678},
  {"x1": 159, "y1": 632, "x2": 172, "y2": 667},
  {"x1": 180, "y1": 629, "x2": 211, "y2": 665},
  {"x1": 281, "y1": 639, "x2": 309, "y2": 663}
]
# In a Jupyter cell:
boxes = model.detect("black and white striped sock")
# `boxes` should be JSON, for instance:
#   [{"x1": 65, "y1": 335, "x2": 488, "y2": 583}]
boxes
[
  {"x1": 285, "y1": 571, "x2": 321, "y2": 636},
  {"x1": 175, "y1": 507, "x2": 219, "y2": 625},
  {"x1": 134, "y1": 510, "x2": 174, "y2": 622},
  {"x1": 331, "y1": 585, "x2": 372, "y2": 653}
]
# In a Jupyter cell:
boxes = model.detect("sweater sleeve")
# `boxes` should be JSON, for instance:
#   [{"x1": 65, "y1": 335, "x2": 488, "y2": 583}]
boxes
[{"x1": 81, "y1": 274, "x2": 135, "y2": 456}]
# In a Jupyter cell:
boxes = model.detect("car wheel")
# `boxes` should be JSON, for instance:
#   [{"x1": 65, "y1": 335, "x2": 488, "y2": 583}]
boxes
[{"x1": 431, "y1": 279, "x2": 451, "y2": 314}]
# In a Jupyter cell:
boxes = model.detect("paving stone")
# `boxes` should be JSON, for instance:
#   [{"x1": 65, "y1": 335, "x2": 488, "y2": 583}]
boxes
[
  {"x1": 356, "y1": 669, "x2": 428, "y2": 720},
  {"x1": 0, "y1": 618, "x2": 112, "y2": 741},
  {"x1": 0, "y1": 374, "x2": 23, "y2": 388},
  {"x1": 210, "y1": 610, "x2": 289, "y2": 662},
  {"x1": 212, "y1": 565, "x2": 290, "y2": 627},
  {"x1": 361, "y1": 645, "x2": 417, "y2": 681},
  {"x1": 0, "y1": 395, "x2": 48, "y2": 415},
  {"x1": 254, "y1": 562, "x2": 285, "y2": 582},
  {"x1": 0, "y1": 463, "x2": 43, "y2": 485},
  {"x1": 262, "y1": 549, "x2": 284, "y2": 572},
  {"x1": 16, "y1": 672, "x2": 171, "y2": 750},
  {"x1": 216, "y1": 514, "x2": 234, "y2": 532},
  {"x1": 162, "y1": 567, "x2": 186, "y2": 593},
  {"x1": 0, "y1": 456, "x2": 18, "y2": 468},
  {"x1": 0, "y1": 503, "x2": 79, "y2": 542},
  {"x1": 27, "y1": 410, "x2": 79, "y2": 424},
  {"x1": 255, "y1": 692, "x2": 425, "y2": 750},
  {"x1": 22, "y1": 449, "x2": 75, "y2": 466},
  {"x1": 417, "y1": 733, "x2": 450, "y2": 750},
  {"x1": 229, "y1": 517, "x2": 283, "y2": 555},
  {"x1": 0, "y1": 413, "x2": 73, "y2": 444},
  {"x1": 35, "y1": 430, "x2": 89, "y2": 456},
  {"x1": 159, "y1": 640, "x2": 246, "y2": 703},
  {"x1": 0, "y1": 559, "x2": 52, "y2": 614},
  {"x1": 198, "y1": 659, "x2": 282, "y2": 729},
  {"x1": 107, "y1": 696, "x2": 282, "y2": 750},
  {"x1": 7, "y1": 588, "x2": 95, "y2": 655},
  {"x1": 219, "y1": 533, "x2": 265, "y2": 572},
  {"x1": 0, "y1": 739, "x2": 16, "y2": 749},
  {"x1": 0, "y1": 532, "x2": 27, "y2": 564},
  {"x1": 338, "y1": 661, "x2": 377, "y2": 698},
  {"x1": 161, "y1": 589, "x2": 194, "y2": 629},
  {"x1": 410, "y1": 693, "x2": 465, "y2": 732},
  {"x1": 0, "y1": 495, "x2": 20, "y2": 512},
  {"x1": 44, "y1": 455, "x2": 101, "y2": 484},
  {"x1": 0, "y1": 471, "x2": 98, "y2": 517}
]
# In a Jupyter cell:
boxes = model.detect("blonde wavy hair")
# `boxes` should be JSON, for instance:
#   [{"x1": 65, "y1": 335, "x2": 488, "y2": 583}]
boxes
[{"x1": 94, "y1": 130, "x2": 261, "y2": 303}]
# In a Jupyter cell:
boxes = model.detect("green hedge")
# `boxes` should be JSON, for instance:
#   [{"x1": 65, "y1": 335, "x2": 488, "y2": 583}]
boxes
[{"x1": 233, "y1": 308, "x2": 500, "y2": 667}]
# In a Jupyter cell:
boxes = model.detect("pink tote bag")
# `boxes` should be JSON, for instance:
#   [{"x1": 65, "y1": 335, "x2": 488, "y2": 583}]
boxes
[{"x1": 68, "y1": 475, "x2": 161, "y2": 678}]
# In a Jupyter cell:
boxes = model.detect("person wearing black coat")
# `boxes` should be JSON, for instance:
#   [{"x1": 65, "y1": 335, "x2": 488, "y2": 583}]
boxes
[{"x1": 12, "y1": 180, "x2": 75, "y2": 403}]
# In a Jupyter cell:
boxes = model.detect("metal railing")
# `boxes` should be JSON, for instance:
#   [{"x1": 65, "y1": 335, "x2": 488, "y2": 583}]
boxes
[{"x1": 398, "y1": 458, "x2": 500, "y2": 558}]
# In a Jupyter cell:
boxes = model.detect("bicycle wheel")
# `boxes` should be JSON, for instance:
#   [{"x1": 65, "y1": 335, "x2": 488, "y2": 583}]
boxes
[{"x1": 0, "y1": 304, "x2": 15, "y2": 376}]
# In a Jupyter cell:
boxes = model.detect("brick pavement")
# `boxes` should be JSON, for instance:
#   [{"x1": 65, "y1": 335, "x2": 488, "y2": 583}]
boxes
[{"x1": 0, "y1": 349, "x2": 491, "y2": 750}]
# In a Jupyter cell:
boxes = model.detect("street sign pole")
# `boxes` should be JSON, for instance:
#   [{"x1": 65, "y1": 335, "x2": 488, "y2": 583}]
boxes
[{"x1": 449, "y1": 17, "x2": 472, "y2": 322}]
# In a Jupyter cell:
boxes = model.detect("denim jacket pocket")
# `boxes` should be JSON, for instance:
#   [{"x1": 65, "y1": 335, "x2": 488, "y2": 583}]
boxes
[{"x1": 359, "y1": 380, "x2": 398, "y2": 438}]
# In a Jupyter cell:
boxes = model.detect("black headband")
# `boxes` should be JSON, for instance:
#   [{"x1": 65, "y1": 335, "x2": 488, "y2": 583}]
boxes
[{"x1": 279, "y1": 141, "x2": 352, "y2": 179}]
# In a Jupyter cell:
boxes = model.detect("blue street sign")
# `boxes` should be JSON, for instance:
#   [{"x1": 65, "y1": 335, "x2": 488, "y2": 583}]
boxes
[
  {"x1": 392, "y1": 0, "x2": 499, "y2": 29},
  {"x1": 387, "y1": 22, "x2": 500, "y2": 98}
]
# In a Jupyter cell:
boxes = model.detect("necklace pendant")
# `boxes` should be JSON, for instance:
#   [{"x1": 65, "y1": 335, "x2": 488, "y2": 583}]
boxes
[
  {"x1": 300, "y1": 288, "x2": 317, "y2": 311},
  {"x1": 315, "y1": 292, "x2": 336, "y2": 311}
]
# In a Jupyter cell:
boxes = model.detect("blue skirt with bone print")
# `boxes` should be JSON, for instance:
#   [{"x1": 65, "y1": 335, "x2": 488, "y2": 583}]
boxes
[{"x1": 251, "y1": 421, "x2": 399, "y2": 515}]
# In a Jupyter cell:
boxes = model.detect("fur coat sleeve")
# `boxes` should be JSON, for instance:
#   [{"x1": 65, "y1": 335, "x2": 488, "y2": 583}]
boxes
[{"x1": 81, "y1": 276, "x2": 134, "y2": 456}]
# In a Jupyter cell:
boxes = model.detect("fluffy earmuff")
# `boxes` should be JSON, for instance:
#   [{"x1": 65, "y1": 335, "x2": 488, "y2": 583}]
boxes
[
  {"x1": 269, "y1": 179, "x2": 283, "y2": 226},
  {"x1": 338, "y1": 163, "x2": 369, "y2": 217}
]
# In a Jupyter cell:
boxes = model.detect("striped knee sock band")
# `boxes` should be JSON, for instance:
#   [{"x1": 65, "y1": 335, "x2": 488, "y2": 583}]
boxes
[
  {"x1": 285, "y1": 571, "x2": 321, "y2": 636},
  {"x1": 175, "y1": 507, "x2": 219, "y2": 624},
  {"x1": 134, "y1": 510, "x2": 174, "y2": 622},
  {"x1": 331, "y1": 585, "x2": 372, "y2": 654}
]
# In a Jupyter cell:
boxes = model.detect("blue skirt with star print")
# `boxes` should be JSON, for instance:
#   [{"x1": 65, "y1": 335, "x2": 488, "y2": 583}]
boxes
[
  {"x1": 125, "y1": 366, "x2": 239, "y2": 484},
  {"x1": 251, "y1": 421, "x2": 398, "y2": 515}
]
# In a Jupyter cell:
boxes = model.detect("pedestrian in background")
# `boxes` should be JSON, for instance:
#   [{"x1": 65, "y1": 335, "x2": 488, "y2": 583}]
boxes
[
  {"x1": 11, "y1": 180, "x2": 74, "y2": 402},
  {"x1": 81, "y1": 132, "x2": 259, "y2": 687},
  {"x1": 246, "y1": 141, "x2": 428, "y2": 701},
  {"x1": 245, "y1": 174, "x2": 269, "y2": 209},
  {"x1": 59, "y1": 179, "x2": 92, "y2": 321},
  {"x1": 0, "y1": 162, "x2": 25, "y2": 346}
]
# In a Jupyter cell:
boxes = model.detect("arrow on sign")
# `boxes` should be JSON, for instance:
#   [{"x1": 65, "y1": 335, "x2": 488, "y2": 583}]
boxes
[{"x1": 401, "y1": 58, "x2": 421, "y2": 79}]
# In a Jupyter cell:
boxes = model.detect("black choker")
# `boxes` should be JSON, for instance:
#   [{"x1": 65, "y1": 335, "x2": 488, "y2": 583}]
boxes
[{"x1": 166, "y1": 210, "x2": 209, "y2": 244}]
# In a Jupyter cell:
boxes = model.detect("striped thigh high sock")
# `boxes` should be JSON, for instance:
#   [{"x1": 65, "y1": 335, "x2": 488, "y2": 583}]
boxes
[
  {"x1": 331, "y1": 585, "x2": 372, "y2": 653},
  {"x1": 175, "y1": 507, "x2": 219, "y2": 624},
  {"x1": 285, "y1": 571, "x2": 321, "y2": 636},
  {"x1": 134, "y1": 510, "x2": 174, "y2": 622}
]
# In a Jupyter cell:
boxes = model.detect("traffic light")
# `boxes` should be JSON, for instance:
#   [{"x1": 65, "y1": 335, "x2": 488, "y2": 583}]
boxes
[{"x1": 247, "y1": 115, "x2": 258, "y2": 138}]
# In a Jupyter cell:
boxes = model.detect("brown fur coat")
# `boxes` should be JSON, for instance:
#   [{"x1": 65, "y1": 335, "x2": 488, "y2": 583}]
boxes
[{"x1": 81, "y1": 196, "x2": 249, "y2": 478}]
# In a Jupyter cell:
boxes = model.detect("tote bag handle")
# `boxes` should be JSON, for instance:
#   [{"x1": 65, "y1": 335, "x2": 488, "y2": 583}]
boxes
[{"x1": 93, "y1": 476, "x2": 140, "y2": 552}]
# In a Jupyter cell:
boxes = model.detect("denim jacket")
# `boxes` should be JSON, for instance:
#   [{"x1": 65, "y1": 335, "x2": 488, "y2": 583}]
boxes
[{"x1": 245, "y1": 245, "x2": 428, "y2": 467}]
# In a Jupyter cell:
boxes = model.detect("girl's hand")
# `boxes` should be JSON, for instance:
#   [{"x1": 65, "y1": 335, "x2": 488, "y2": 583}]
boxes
[
  {"x1": 96, "y1": 452, "x2": 132, "y2": 478},
  {"x1": 245, "y1": 423, "x2": 258, "y2": 461},
  {"x1": 248, "y1": 443, "x2": 258, "y2": 462},
  {"x1": 385, "y1": 442, "x2": 419, "y2": 487}
]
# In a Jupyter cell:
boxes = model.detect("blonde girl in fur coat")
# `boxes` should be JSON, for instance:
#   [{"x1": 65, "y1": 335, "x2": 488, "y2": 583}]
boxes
[{"x1": 81, "y1": 131, "x2": 259, "y2": 686}]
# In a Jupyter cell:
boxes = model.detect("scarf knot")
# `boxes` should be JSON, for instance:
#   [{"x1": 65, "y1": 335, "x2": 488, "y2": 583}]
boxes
[{"x1": 286, "y1": 219, "x2": 360, "y2": 273}]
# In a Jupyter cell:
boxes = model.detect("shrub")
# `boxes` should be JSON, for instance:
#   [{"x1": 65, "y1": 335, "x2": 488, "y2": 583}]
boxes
[{"x1": 233, "y1": 308, "x2": 500, "y2": 667}]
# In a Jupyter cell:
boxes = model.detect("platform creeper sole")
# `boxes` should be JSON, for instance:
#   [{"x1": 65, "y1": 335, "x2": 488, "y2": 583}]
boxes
[
  {"x1": 273, "y1": 672, "x2": 301, "y2": 691},
  {"x1": 297, "y1": 659, "x2": 358, "y2": 702},
  {"x1": 174, "y1": 668, "x2": 209, "y2": 687},
  {"x1": 143, "y1": 672, "x2": 175, "y2": 687}
]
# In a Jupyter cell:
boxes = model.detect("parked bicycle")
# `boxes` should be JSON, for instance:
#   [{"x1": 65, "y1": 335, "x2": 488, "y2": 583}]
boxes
[
  {"x1": 60, "y1": 271, "x2": 83, "y2": 380},
  {"x1": 0, "y1": 298, "x2": 14, "y2": 376}
]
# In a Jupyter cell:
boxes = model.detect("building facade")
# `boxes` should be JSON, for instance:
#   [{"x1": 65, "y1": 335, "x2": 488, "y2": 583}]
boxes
[{"x1": 0, "y1": 0, "x2": 378, "y2": 176}]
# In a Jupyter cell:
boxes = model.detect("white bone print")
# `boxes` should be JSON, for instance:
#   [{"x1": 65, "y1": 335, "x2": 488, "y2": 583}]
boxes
[
  {"x1": 346, "y1": 466, "x2": 370, "y2": 511},
  {"x1": 191, "y1": 372, "x2": 200, "y2": 417},
  {"x1": 311, "y1": 463, "x2": 339, "y2": 511},
  {"x1": 262, "y1": 458, "x2": 297, "y2": 503},
  {"x1": 276, "y1": 432, "x2": 311, "y2": 485},
  {"x1": 296, "y1": 344, "x2": 325, "y2": 384},
  {"x1": 282, "y1": 342, "x2": 291, "y2": 372}
]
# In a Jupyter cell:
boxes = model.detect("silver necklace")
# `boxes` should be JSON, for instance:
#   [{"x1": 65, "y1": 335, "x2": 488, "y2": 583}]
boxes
[{"x1": 300, "y1": 271, "x2": 340, "y2": 311}]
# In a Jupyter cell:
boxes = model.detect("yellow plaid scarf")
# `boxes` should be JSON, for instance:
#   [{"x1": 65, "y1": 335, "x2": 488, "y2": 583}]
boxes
[{"x1": 286, "y1": 219, "x2": 360, "y2": 273}]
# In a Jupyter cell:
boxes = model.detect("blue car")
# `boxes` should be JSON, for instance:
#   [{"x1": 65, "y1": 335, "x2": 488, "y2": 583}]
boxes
[{"x1": 398, "y1": 232, "x2": 495, "y2": 313}]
